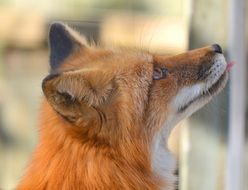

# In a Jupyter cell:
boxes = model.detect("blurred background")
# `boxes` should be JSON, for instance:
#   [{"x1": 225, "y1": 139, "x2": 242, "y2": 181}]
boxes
[{"x1": 0, "y1": 0, "x2": 247, "y2": 189}]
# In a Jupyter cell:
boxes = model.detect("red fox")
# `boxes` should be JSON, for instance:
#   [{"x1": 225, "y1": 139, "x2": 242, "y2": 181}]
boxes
[{"x1": 17, "y1": 23, "x2": 232, "y2": 190}]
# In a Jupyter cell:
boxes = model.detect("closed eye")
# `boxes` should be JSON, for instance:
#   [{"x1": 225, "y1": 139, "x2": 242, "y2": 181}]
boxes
[{"x1": 153, "y1": 66, "x2": 169, "y2": 80}]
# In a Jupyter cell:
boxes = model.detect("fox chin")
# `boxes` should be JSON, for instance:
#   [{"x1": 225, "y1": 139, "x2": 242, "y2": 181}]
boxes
[{"x1": 17, "y1": 23, "x2": 230, "y2": 190}]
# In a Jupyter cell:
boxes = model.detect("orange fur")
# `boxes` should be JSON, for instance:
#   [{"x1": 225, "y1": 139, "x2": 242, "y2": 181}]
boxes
[
  {"x1": 17, "y1": 23, "x2": 228, "y2": 190},
  {"x1": 18, "y1": 100, "x2": 162, "y2": 190}
]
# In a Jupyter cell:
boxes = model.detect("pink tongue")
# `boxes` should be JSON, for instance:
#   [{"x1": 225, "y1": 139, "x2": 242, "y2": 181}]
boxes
[{"x1": 227, "y1": 61, "x2": 235, "y2": 71}]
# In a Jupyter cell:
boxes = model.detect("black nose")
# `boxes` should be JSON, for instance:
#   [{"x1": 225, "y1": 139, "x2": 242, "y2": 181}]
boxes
[{"x1": 212, "y1": 44, "x2": 222, "y2": 54}]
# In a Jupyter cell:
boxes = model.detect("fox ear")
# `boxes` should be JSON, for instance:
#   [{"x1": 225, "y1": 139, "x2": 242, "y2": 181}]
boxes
[
  {"x1": 42, "y1": 70, "x2": 115, "y2": 123},
  {"x1": 49, "y1": 22, "x2": 88, "y2": 72}
]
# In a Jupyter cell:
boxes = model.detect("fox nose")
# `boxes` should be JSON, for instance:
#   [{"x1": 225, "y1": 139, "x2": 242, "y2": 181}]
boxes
[{"x1": 212, "y1": 44, "x2": 222, "y2": 54}]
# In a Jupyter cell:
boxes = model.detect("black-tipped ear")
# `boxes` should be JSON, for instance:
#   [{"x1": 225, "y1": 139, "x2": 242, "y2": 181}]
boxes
[{"x1": 49, "y1": 22, "x2": 83, "y2": 71}]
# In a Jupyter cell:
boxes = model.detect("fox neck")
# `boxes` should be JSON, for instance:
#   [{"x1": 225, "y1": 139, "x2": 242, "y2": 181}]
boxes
[
  {"x1": 18, "y1": 100, "x2": 171, "y2": 190},
  {"x1": 151, "y1": 124, "x2": 177, "y2": 190}
]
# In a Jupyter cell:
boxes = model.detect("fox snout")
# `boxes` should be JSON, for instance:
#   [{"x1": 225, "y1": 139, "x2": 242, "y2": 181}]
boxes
[
  {"x1": 156, "y1": 44, "x2": 228, "y2": 117},
  {"x1": 197, "y1": 44, "x2": 223, "y2": 80},
  {"x1": 155, "y1": 44, "x2": 227, "y2": 87}
]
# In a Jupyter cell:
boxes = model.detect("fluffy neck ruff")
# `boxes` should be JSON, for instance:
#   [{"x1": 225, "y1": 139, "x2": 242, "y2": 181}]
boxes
[{"x1": 17, "y1": 101, "x2": 176, "y2": 190}]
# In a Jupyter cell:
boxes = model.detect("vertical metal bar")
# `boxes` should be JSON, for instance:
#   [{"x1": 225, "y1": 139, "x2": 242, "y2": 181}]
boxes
[{"x1": 226, "y1": 0, "x2": 247, "y2": 189}]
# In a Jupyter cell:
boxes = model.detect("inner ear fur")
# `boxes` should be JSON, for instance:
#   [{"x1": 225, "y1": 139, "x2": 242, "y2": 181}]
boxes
[{"x1": 42, "y1": 70, "x2": 115, "y2": 122}]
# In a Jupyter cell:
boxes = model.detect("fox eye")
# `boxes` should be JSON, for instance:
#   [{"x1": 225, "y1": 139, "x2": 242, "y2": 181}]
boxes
[{"x1": 153, "y1": 67, "x2": 169, "y2": 80}]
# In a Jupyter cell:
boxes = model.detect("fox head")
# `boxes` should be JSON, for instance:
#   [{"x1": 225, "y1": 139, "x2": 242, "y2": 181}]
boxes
[{"x1": 42, "y1": 23, "x2": 229, "y2": 146}]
